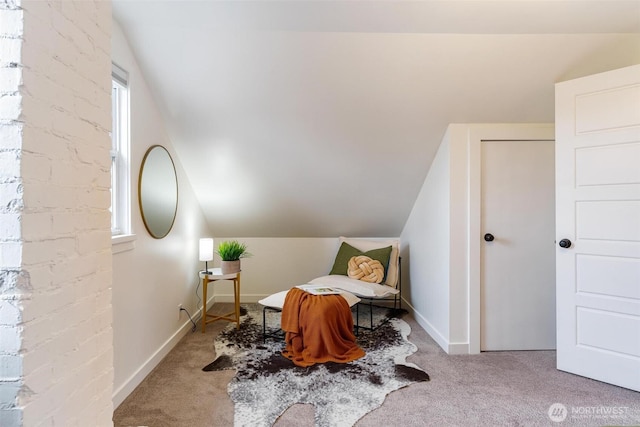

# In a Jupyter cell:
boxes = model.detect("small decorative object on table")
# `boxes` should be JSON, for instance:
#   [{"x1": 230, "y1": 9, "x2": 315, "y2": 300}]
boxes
[{"x1": 216, "y1": 240, "x2": 251, "y2": 274}]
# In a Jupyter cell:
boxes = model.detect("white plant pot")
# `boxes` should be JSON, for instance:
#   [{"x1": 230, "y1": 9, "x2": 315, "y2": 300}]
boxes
[{"x1": 220, "y1": 260, "x2": 241, "y2": 274}]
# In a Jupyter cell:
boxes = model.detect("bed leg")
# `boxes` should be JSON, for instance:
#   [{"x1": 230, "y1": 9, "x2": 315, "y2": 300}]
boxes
[{"x1": 262, "y1": 307, "x2": 267, "y2": 343}]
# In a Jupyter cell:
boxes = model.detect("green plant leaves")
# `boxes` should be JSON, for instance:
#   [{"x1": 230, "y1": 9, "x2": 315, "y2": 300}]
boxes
[{"x1": 216, "y1": 240, "x2": 251, "y2": 261}]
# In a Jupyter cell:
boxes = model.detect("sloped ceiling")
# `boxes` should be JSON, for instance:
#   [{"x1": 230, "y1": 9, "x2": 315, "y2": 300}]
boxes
[{"x1": 112, "y1": 1, "x2": 640, "y2": 237}]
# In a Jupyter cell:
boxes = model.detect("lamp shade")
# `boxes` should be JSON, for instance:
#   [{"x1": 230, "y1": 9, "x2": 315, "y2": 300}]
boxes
[{"x1": 199, "y1": 238, "x2": 214, "y2": 262}]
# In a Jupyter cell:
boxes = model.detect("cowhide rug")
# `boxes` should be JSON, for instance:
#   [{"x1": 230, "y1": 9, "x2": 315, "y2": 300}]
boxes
[{"x1": 203, "y1": 305, "x2": 430, "y2": 426}]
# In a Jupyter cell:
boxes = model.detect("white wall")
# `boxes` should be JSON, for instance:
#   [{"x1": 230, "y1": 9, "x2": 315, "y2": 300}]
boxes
[
  {"x1": 401, "y1": 123, "x2": 554, "y2": 355},
  {"x1": 207, "y1": 237, "x2": 345, "y2": 303},
  {"x1": 111, "y1": 21, "x2": 211, "y2": 407},
  {"x1": 1, "y1": 1, "x2": 114, "y2": 425},
  {"x1": 400, "y1": 129, "x2": 452, "y2": 351},
  {"x1": 448, "y1": 125, "x2": 472, "y2": 353}
]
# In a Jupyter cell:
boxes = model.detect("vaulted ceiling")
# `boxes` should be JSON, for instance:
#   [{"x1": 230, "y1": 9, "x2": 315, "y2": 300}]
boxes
[{"x1": 112, "y1": 1, "x2": 640, "y2": 237}]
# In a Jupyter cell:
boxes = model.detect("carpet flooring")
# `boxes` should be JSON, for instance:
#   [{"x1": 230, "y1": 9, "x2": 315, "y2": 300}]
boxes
[{"x1": 113, "y1": 303, "x2": 640, "y2": 426}]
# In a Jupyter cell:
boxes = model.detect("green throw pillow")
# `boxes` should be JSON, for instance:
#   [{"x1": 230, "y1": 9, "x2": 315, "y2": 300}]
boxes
[{"x1": 329, "y1": 242, "x2": 392, "y2": 282}]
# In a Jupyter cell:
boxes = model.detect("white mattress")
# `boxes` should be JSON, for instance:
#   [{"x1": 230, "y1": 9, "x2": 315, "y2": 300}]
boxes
[
  {"x1": 258, "y1": 275, "x2": 398, "y2": 310},
  {"x1": 258, "y1": 286, "x2": 360, "y2": 309},
  {"x1": 309, "y1": 275, "x2": 399, "y2": 298}
]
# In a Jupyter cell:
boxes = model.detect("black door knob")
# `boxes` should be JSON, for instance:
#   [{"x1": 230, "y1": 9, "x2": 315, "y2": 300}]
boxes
[
  {"x1": 484, "y1": 233, "x2": 494, "y2": 242},
  {"x1": 559, "y1": 239, "x2": 572, "y2": 248}
]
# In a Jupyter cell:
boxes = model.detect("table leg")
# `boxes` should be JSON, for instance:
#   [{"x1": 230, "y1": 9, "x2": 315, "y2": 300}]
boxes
[
  {"x1": 202, "y1": 275, "x2": 208, "y2": 333},
  {"x1": 234, "y1": 273, "x2": 241, "y2": 329}
]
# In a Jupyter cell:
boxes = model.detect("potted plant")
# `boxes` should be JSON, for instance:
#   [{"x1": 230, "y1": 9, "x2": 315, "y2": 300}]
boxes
[{"x1": 216, "y1": 240, "x2": 251, "y2": 274}]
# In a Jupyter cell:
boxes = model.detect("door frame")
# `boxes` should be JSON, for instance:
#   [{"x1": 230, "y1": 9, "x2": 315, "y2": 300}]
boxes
[{"x1": 467, "y1": 124, "x2": 555, "y2": 354}]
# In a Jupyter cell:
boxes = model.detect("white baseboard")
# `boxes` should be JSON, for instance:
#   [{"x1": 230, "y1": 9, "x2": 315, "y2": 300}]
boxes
[
  {"x1": 402, "y1": 299, "x2": 469, "y2": 355},
  {"x1": 112, "y1": 293, "x2": 216, "y2": 409}
]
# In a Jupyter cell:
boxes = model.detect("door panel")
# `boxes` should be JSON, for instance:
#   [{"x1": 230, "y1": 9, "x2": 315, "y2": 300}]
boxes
[
  {"x1": 555, "y1": 64, "x2": 640, "y2": 392},
  {"x1": 575, "y1": 85, "x2": 640, "y2": 132},
  {"x1": 480, "y1": 140, "x2": 556, "y2": 351},
  {"x1": 577, "y1": 254, "x2": 640, "y2": 299},
  {"x1": 576, "y1": 308, "x2": 640, "y2": 357},
  {"x1": 575, "y1": 142, "x2": 640, "y2": 186},
  {"x1": 576, "y1": 201, "x2": 640, "y2": 241}
]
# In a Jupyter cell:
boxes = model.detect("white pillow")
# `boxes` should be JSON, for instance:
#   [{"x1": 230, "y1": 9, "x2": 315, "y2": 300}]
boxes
[
  {"x1": 258, "y1": 287, "x2": 360, "y2": 310},
  {"x1": 310, "y1": 275, "x2": 399, "y2": 298},
  {"x1": 338, "y1": 237, "x2": 400, "y2": 287}
]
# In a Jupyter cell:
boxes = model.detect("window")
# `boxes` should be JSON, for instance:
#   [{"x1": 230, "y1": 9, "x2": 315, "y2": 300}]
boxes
[{"x1": 111, "y1": 63, "x2": 131, "y2": 238}]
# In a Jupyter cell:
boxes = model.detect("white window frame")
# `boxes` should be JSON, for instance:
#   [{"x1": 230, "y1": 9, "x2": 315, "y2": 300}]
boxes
[{"x1": 111, "y1": 63, "x2": 133, "y2": 249}]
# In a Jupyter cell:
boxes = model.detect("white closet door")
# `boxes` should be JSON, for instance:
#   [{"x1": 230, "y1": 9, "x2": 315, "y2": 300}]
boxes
[
  {"x1": 555, "y1": 64, "x2": 640, "y2": 392},
  {"x1": 481, "y1": 139, "x2": 556, "y2": 351}
]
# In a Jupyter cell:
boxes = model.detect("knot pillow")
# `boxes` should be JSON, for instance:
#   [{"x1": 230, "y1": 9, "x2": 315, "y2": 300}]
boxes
[{"x1": 347, "y1": 256, "x2": 384, "y2": 284}]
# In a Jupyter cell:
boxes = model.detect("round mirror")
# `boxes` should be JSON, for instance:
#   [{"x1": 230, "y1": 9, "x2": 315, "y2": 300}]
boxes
[{"x1": 138, "y1": 145, "x2": 178, "y2": 239}]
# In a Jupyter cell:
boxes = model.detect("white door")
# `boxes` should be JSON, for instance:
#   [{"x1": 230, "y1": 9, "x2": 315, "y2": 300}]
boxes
[
  {"x1": 555, "y1": 64, "x2": 640, "y2": 392},
  {"x1": 481, "y1": 140, "x2": 556, "y2": 351}
]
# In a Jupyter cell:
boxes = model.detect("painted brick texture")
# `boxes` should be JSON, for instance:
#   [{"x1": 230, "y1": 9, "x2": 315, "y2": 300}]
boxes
[
  {"x1": 1, "y1": 0, "x2": 113, "y2": 425},
  {"x1": 1, "y1": 0, "x2": 26, "y2": 425}
]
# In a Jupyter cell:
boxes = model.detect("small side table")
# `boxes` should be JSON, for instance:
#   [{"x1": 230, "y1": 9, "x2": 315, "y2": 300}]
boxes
[{"x1": 201, "y1": 268, "x2": 241, "y2": 332}]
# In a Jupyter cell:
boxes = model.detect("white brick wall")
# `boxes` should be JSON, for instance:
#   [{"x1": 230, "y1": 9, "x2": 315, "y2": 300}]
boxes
[
  {"x1": 1, "y1": 0, "x2": 26, "y2": 425},
  {"x1": 1, "y1": 0, "x2": 114, "y2": 425}
]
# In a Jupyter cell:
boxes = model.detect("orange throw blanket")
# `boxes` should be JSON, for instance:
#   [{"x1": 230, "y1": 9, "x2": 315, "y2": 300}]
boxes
[{"x1": 281, "y1": 287, "x2": 365, "y2": 367}]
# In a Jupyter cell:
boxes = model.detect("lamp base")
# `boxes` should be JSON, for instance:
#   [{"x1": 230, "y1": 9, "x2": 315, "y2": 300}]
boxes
[{"x1": 201, "y1": 261, "x2": 213, "y2": 275}]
